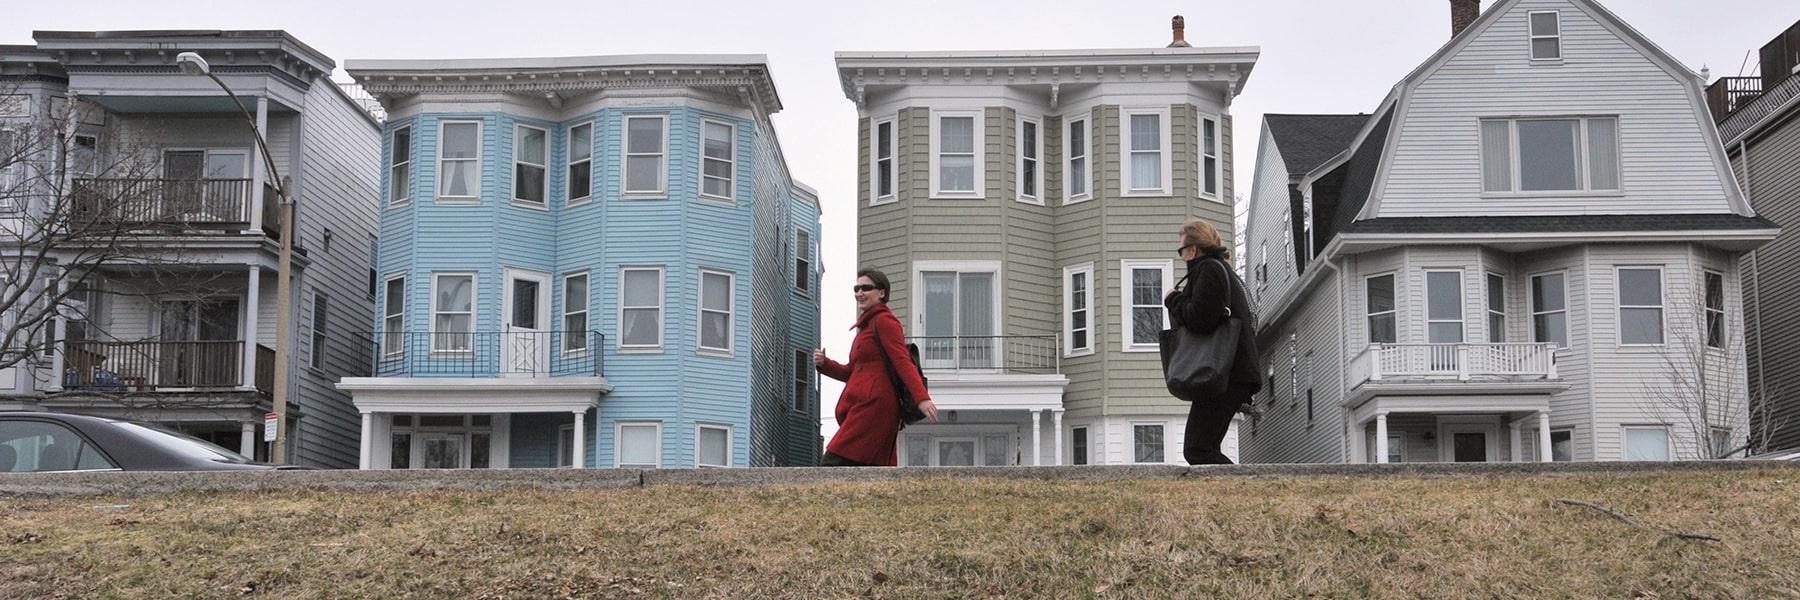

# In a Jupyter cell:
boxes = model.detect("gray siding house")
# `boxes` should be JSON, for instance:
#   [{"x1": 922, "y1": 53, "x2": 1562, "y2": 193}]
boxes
[
  {"x1": 0, "y1": 31, "x2": 380, "y2": 467},
  {"x1": 834, "y1": 23, "x2": 1257, "y2": 466},
  {"x1": 1242, "y1": 0, "x2": 1777, "y2": 464},
  {"x1": 1707, "y1": 17, "x2": 1800, "y2": 454}
]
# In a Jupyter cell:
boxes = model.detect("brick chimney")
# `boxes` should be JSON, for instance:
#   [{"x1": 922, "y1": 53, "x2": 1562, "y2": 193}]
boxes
[
  {"x1": 1450, "y1": 0, "x2": 1480, "y2": 38},
  {"x1": 1168, "y1": 15, "x2": 1191, "y2": 48}
]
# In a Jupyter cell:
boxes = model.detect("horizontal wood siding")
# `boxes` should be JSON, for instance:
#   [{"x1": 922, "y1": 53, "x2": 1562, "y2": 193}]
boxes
[
  {"x1": 1739, "y1": 114, "x2": 1800, "y2": 450},
  {"x1": 1241, "y1": 266, "x2": 1344, "y2": 464}
]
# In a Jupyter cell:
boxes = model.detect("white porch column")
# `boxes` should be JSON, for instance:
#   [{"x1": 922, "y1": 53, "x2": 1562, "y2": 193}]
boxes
[
  {"x1": 247, "y1": 96, "x2": 268, "y2": 233},
  {"x1": 1052, "y1": 410, "x2": 1064, "y2": 466},
  {"x1": 572, "y1": 410, "x2": 586, "y2": 469},
  {"x1": 1538, "y1": 412, "x2": 1554, "y2": 462},
  {"x1": 47, "y1": 278, "x2": 67, "y2": 392},
  {"x1": 240, "y1": 421, "x2": 256, "y2": 457},
  {"x1": 359, "y1": 412, "x2": 373, "y2": 469},
  {"x1": 1374, "y1": 414, "x2": 1390, "y2": 464},
  {"x1": 1031, "y1": 410, "x2": 1042, "y2": 466},
  {"x1": 1510, "y1": 420, "x2": 1523, "y2": 462},
  {"x1": 241, "y1": 265, "x2": 260, "y2": 390}
]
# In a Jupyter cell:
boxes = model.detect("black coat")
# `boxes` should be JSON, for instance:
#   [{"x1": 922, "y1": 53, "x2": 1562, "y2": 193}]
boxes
[{"x1": 1164, "y1": 255, "x2": 1263, "y2": 395}]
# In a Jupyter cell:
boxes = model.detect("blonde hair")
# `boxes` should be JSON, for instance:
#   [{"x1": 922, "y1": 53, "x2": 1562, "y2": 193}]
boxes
[{"x1": 1181, "y1": 218, "x2": 1229, "y2": 260}]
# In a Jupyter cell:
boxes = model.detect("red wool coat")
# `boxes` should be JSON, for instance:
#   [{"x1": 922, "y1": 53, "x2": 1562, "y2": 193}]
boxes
[{"x1": 817, "y1": 303, "x2": 931, "y2": 466}]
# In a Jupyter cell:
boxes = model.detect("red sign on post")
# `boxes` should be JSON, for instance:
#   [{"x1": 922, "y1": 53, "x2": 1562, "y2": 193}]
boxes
[{"x1": 263, "y1": 412, "x2": 278, "y2": 443}]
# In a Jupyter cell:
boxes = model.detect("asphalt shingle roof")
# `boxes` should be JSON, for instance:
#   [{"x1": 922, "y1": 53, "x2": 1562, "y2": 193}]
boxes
[{"x1": 1264, "y1": 113, "x2": 1369, "y2": 176}]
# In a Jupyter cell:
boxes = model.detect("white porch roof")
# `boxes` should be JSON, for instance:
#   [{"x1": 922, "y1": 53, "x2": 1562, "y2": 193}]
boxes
[
  {"x1": 337, "y1": 377, "x2": 610, "y2": 414},
  {"x1": 1348, "y1": 393, "x2": 1552, "y2": 426}
]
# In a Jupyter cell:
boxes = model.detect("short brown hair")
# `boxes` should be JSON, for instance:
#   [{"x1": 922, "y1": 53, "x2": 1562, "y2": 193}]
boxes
[
  {"x1": 1181, "y1": 218, "x2": 1229, "y2": 260},
  {"x1": 856, "y1": 269, "x2": 891, "y2": 303}
]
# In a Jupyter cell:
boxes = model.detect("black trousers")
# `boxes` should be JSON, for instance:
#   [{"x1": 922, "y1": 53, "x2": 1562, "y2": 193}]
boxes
[
  {"x1": 820, "y1": 451, "x2": 874, "y2": 467},
  {"x1": 1184, "y1": 391, "x2": 1252, "y2": 465}
]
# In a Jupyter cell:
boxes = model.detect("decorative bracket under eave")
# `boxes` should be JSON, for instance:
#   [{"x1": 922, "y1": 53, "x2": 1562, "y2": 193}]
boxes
[
  {"x1": 854, "y1": 83, "x2": 866, "y2": 109},
  {"x1": 1050, "y1": 82, "x2": 1060, "y2": 108}
]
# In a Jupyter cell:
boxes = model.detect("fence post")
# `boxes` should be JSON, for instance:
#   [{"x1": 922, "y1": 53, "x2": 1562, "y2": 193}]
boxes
[{"x1": 1456, "y1": 345, "x2": 1469, "y2": 381}]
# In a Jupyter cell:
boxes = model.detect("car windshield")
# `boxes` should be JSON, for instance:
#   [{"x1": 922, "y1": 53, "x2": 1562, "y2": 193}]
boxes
[{"x1": 108, "y1": 421, "x2": 255, "y2": 464}]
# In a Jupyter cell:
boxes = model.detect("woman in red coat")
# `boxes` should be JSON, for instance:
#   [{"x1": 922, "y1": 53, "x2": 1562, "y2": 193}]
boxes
[{"x1": 814, "y1": 269, "x2": 937, "y2": 466}]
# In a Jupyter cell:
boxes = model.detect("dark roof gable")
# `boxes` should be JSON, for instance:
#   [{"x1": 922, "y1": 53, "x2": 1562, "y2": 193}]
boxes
[{"x1": 1264, "y1": 113, "x2": 1369, "y2": 177}]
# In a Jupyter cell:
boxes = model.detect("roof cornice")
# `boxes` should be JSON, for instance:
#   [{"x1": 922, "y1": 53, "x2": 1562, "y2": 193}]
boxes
[
  {"x1": 347, "y1": 58, "x2": 782, "y2": 114},
  {"x1": 834, "y1": 46, "x2": 1259, "y2": 106}
]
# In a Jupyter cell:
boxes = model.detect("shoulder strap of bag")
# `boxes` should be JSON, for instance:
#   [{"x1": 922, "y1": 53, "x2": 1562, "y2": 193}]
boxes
[{"x1": 866, "y1": 318, "x2": 904, "y2": 385}]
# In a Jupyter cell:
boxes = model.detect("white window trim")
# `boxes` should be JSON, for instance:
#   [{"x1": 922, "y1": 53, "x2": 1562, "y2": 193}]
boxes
[
  {"x1": 1063, "y1": 263, "x2": 1095, "y2": 357},
  {"x1": 389, "y1": 125, "x2": 411, "y2": 207},
  {"x1": 1622, "y1": 425, "x2": 1672, "y2": 461},
  {"x1": 566, "y1": 121, "x2": 594, "y2": 206},
  {"x1": 309, "y1": 289, "x2": 328, "y2": 371},
  {"x1": 1064, "y1": 114, "x2": 1091, "y2": 205},
  {"x1": 1198, "y1": 113, "x2": 1222, "y2": 201},
  {"x1": 1550, "y1": 428, "x2": 1575, "y2": 462},
  {"x1": 1120, "y1": 259, "x2": 1174, "y2": 352},
  {"x1": 556, "y1": 423, "x2": 575, "y2": 468},
  {"x1": 381, "y1": 273, "x2": 406, "y2": 358},
  {"x1": 909, "y1": 260, "x2": 1005, "y2": 354},
  {"x1": 1704, "y1": 269, "x2": 1726, "y2": 350},
  {"x1": 1119, "y1": 106, "x2": 1173, "y2": 197},
  {"x1": 1131, "y1": 421, "x2": 1167, "y2": 464},
  {"x1": 1486, "y1": 272, "x2": 1506, "y2": 344},
  {"x1": 871, "y1": 116, "x2": 897, "y2": 205},
  {"x1": 614, "y1": 421, "x2": 662, "y2": 468},
  {"x1": 696, "y1": 423, "x2": 732, "y2": 468},
  {"x1": 429, "y1": 272, "x2": 477, "y2": 354},
  {"x1": 1365, "y1": 272, "x2": 1398, "y2": 345},
  {"x1": 1016, "y1": 114, "x2": 1043, "y2": 205},
  {"x1": 1616, "y1": 266, "x2": 1666, "y2": 347},
  {"x1": 1480, "y1": 116, "x2": 1621, "y2": 197},
  {"x1": 697, "y1": 268, "x2": 736, "y2": 356},
  {"x1": 561, "y1": 271, "x2": 590, "y2": 355},
  {"x1": 621, "y1": 114, "x2": 669, "y2": 198},
  {"x1": 928, "y1": 108, "x2": 985, "y2": 199},
  {"x1": 1528, "y1": 10, "x2": 1562, "y2": 61},
  {"x1": 618, "y1": 266, "x2": 665, "y2": 352},
  {"x1": 795, "y1": 228, "x2": 812, "y2": 295},
  {"x1": 1424, "y1": 269, "x2": 1465, "y2": 344},
  {"x1": 1070, "y1": 425, "x2": 1090, "y2": 465},
  {"x1": 511, "y1": 123, "x2": 549, "y2": 209},
  {"x1": 435, "y1": 120, "x2": 481, "y2": 203},
  {"x1": 1530, "y1": 270, "x2": 1570, "y2": 347},
  {"x1": 698, "y1": 119, "x2": 736, "y2": 203}
]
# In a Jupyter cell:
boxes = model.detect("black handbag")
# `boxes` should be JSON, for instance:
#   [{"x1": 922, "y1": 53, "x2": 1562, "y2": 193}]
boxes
[
  {"x1": 1159, "y1": 260, "x2": 1245, "y2": 402},
  {"x1": 869, "y1": 321, "x2": 929, "y2": 428}
]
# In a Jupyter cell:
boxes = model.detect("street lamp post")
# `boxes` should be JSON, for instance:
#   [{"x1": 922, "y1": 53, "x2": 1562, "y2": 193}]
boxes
[{"x1": 177, "y1": 51, "x2": 297, "y2": 464}]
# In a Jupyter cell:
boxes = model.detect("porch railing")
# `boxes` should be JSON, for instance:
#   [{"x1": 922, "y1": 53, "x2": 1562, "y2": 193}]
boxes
[
  {"x1": 362, "y1": 331, "x2": 604, "y2": 378},
  {"x1": 1348, "y1": 342, "x2": 1558, "y2": 385},
  {"x1": 62, "y1": 340, "x2": 247, "y2": 391},
  {"x1": 1705, "y1": 76, "x2": 1764, "y2": 123},
  {"x1": 73, "y1": 178, "x2": 255, "y2": 226},
  {"x1": 906, "y1": 335, "x2": 1060, "y2": 374}
]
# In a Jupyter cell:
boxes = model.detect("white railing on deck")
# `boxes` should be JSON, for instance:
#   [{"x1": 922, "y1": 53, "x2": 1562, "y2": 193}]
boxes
[{"x1": 1349, "y1": 343, "x2": 1558, "y2": 384}]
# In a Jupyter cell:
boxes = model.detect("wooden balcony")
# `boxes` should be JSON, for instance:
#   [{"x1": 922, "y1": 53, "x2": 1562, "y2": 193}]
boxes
[
  {"x1": 72, "y1": 178, "x2": 282, "y2": 240},
  {"x1": 1349, "y1": 343, "x2": 1559, "y2": 387},
  {"x1": 62, "y1": 340, "x2": 274, "y2": 395}
]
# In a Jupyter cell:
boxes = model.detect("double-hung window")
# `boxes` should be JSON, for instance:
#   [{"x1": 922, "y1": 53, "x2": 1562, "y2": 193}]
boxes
[
  {"x1": 437, "y1": 121, "x2": 480, "y2": 201},
  {"x1": 309, "y1": 292, "x2": 329, "y2": 370},
  {"x1": 700, "y1": 120, "x2": 735, "y2": 201},
  {"x1": 562, "y1": 273, "x2": 589, "y2": 353},
  {"x1": 1071, "y1": 427, "x2": 1089, "y2": 465},
  {"x1": 382, "y1": 276, "x2": 405, "y2": 358},
  {"x1": 698, "y1": 269, "x2": 734, "y2": 354},
  {"x1": 1426, "y1": 271, "x2": 1464, "y2": 344},
  {"x1": 1366, "y1": 274, "x2": 1397, "y2": 344},
  {"x1": 1199, "y1": 115, "x2": 1221, "y2": 199},
  {"x1": 1481, "y1": 116, "x2": 1618, "y2": 193},
  {"x1": 616, "y1": 422, "x2": 661, "y2": 468},
  {"x1": 1122, "y1": 107, "x2": 1171, "y2": 195},
  {"x1": 1487, "y1": 273, "x2": 1506, "y2": 343},
  {"x1": 793, "y1": 350, "x2": 810, "y2": 412},
  {"x1": 795, "y1": 229, "x2": 811, "y2": 293},
  {"x1": 1618, "y1": 267, "x2": 1664, "y2": 345},
  {"x1": 931, "y1": 110, "x2": 982, "y2": 198},
  {"x1": 697, "y1": 424, "x2": 731, "y2": 468},
  {"x1": 1017, "y1": 116, "x2": 1042, "y2": 204},
  {"x1": 431, "y1": 273, "x2": 474, "y2": 352},
  {"x1": 1133, "y1": 424, "x2": 1165, "y2": 464},
  {"x1": 619, "y1": 267, "x2": 664, "y2": 350},
  {"x1": 1065, "y1": 115, "x2": 1090, "y2": 203},
  {"x1": 623, "y1": 115, "x2": 667, "y2": 196},
  {"x1": 1705, "y1": 271, "x2": 1725, "y2": 349},
  {"x1": 1529, "y1": 11, "x2": 1561, "y2": 60},
  {"x1": 513, "y1": 124, "x2": 547, "y2": 206},
  {"x1": 567, "y1": 122, "x2": 592, "y2": 204},
  {"x1": 1121, "y1": 259, "x2": 1174, "y2": 352},
  {"x1": 871, "y1": 117, "x2": 896, "y2": 204},
  {"x1": 388, "y1": 126, "x2": 411, "y2": 206},
  {"x1": 1064, "y1": 263, "x2": 1094, "y2": 356},
  {"x1": 1531, "y1": 273, "x2": 1568, "y2": 346}
]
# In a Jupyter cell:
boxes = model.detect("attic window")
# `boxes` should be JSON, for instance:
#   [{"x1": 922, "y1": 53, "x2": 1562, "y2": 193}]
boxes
[{"x1": 1529, "y1": 11, "x2": 1561, "y2": 60}]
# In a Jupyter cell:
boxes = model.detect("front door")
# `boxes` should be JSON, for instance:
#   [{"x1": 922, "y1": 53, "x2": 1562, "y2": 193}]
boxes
[
  {"x1": 919, "y1": 271, "x2": 995, "y2": 370},
  {"x1": 1451, "y1": 432, "x2": 1488, "y2": 462},
  {"x1": 418, "y1": 433, "x2": 465, "y2": 469},
  {"x1": 501, "y1": 270, "x2": 551, "y2": 376},
  {"x1": 1438, "y1": 421, "x2": 1499, "y2": 462},
  {"x1": 935, "y1": 438, "x2": 977, "y2": 466}
]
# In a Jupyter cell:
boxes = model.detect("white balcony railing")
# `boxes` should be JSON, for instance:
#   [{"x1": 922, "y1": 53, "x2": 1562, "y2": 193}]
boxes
[
  {"x1": 906, "y1": 335, "x2": 1061, "y2": 374},
  {"x1": 1348, "y1": 343, "x2": 1558, "y2": 385}
]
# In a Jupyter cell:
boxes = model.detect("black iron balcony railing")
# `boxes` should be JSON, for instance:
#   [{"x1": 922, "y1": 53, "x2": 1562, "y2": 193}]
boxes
[{"x1": 362, "y1": 330, "x2": 604, "y2": 378}]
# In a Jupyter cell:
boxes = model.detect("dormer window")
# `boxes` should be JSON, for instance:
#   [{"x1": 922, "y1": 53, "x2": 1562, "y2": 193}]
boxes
[
  {"x1": 1480, "y1": 116, "x2": 1618, "y2": 193},
  {"x1": 1529, "y1": 11, "x2": 1561, "y2": 60}
]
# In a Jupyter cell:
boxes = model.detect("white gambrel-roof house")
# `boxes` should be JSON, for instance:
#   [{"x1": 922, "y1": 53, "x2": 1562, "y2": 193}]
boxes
[{"x1": 1240, "y1": 0, "x2": 1778, "y2": 464}]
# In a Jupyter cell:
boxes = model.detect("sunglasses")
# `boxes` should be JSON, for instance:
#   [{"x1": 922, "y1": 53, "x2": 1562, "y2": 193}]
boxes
[
  {"x1": 1176, "y1": 243, "x2": 1199, "y2": 256},
  {"x1": 852, "y1": 284, "x2": 880, "y2": 293}
]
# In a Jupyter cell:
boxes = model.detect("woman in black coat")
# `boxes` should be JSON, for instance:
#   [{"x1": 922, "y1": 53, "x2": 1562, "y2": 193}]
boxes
[{"x1": 1164, "y1": 218, "x2": 1261, "y2": 465}]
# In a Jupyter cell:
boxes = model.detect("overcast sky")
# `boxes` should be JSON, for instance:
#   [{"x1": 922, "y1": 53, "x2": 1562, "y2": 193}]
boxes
[{"x1": 8, "y1": 0, "x2": 1794, "y2": 435}]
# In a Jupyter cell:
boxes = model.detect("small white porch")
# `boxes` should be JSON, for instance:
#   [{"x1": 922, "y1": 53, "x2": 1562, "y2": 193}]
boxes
[
  {"x1": 1348, "y1": 394, "x2": 1559, "y2": 463},
  {"x1": 896, "y1": 370, "x2": 1069, "y2": 466},
  {"x1": 337, "y1": 377, "x2": 610, "y2": 469}
]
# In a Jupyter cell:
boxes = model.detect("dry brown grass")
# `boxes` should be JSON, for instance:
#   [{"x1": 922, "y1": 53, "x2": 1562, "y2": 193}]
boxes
[{"x1": 3, "y1": 469, "x2": 1798, "y2": 598}]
